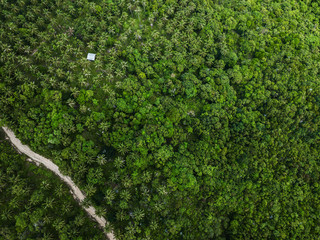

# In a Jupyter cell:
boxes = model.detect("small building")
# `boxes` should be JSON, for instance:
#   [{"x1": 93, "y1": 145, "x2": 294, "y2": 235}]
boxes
[{"x1": 87, "y1": 53, "x2": 96, "y2": 61}]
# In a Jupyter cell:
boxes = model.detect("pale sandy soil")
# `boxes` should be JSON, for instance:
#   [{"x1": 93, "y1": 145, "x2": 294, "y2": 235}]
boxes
[{"x1": 2, "y1": 127, "x2": 115, "y2": 240}]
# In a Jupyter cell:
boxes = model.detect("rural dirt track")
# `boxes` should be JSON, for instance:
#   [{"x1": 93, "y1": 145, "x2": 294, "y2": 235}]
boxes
[{"x1": 2, "y1": 127, "x2": 116, "y2": 240}]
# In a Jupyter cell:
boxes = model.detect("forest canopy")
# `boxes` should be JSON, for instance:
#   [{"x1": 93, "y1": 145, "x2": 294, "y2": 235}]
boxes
[{"x1": 1, "y1": 0, "x2": 320, "y2": 239}]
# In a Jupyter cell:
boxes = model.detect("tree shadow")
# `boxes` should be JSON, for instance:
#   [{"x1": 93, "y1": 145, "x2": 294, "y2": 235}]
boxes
[{"x1": 0, "y1": 127, "x2": 6, "y2": 141}]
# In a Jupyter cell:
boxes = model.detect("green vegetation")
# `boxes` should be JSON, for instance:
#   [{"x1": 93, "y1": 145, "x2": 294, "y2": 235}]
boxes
[
  {"x1": 0, "y1": 137, "x2": 104, "y2": 239},
  {"x1": 1, "y1": 0, "x2": 320, "y2": 239}
]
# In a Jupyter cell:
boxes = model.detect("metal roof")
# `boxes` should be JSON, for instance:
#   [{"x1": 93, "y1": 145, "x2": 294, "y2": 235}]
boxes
[{"x1": 87, "y1": 53, "x2": 96, "y2": 61}]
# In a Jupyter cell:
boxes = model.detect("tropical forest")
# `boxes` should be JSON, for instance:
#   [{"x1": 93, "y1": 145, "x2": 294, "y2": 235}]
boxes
[{"x1": 0, "y1": 0, "x2": 320, "y2": 239}]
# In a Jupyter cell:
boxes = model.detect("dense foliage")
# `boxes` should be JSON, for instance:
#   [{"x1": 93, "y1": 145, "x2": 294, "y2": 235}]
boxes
[
  {"x1": 1, "y1": 0, "x2": 320, "y2": 239},
  {"x1": 0, "y1": 132, "x2": 104, "y2": 239}
]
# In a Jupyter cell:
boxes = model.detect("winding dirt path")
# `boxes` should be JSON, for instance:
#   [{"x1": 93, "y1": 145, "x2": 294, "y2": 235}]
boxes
[{"x1": 2, "y1": 127, "x2": 116, "y2": 240}]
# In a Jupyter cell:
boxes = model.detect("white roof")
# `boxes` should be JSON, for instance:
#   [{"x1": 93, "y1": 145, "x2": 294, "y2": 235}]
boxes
[{"x1": 87, "y1": 53, "x2": 96, "y2": 61}]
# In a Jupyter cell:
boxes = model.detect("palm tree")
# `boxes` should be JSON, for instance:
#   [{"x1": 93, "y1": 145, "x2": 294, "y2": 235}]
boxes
[
  {"x1": 119, "y1": 33, "x2": 128, "y2": 43},
  {"x1": 127, "y1": 3, "x2": 133, "y2": 15},
  {"x1": 142, "y1": 171, "x2": 152, "y2": 183},
  {"x1": 134, "y1": 7, "x2": 142, "y2": 21},
  {"x1": 34, "y1": 50, "x2": 43, "y2": 61},
  {"x1": 1, "y1": 208, "x2": 13, "y2": 221},
  {"x1": 68, "y1": 228, "x2": 80, "y2": 238},
  {"x1": 120, "y1": 189, "x2": 131, "y2": 202},
  {"x1": 40, "y1": 180, "x2": 51, "y2": 190},
  {"x1": 87, "y1": 41, "x2": 95, "y2": 49},
  {"x1": 84, "y1": 184, "x2": 96, "y2": 197},
  {"x1": 120, "y1": 61, "x2": 128, "y2": 70},
  {"x1": 43, "y1": 215, "x2": 53, "y2": 224},
  {"x1": 108, "y1": 26, "x2": 115, "y2": 35},
  {"x1": 62, "y1": 202, "x2": 72, "y2": 214},
  {"x1": 83, "y1": 69, "x2": 91, "y2": 77},
  {"x1": 42, "y1": 232, "x2": 54, "y2": 240},
  {"x1": 95, "y1": 206, "x2": 106, "y2": 217},
  {"x1": 0, "y1": 0, "x2": 8, "y2": 7},
  {"x1": 74, "y1": 47, "x2": 82, "y2": 57},
  {"x1": 167, "y1": 5, "x2": 175, "y2": 15},
  {"x1": 133, "y1": 208, "x2": 145, "y2": 221},
  {"x1": 94, "y1": 59, "x2": 103, "y2": 69},
  {"x1": 114, "y1": 156, "x2": 125, "y2": 169},
  {"x1": 116, "y1": 210, "x2": 127, "y2": 221},
  {"x1": 54, "y1": 184, "x2": 64, "y2": 197},
  {"x1": 78, "y1": 76, "x2": 87, "y2": 87},
  {"x1": 110, "y1": 172, "x2": 119, "y2": 182},
  {"x1": 117, "y1": 143, "x2": 128, "y2": 156},
  {"x1": 158, "y1": 185, "x2": 168, "y2": 195},
  {"x1": 15, "y1": 71, "x2": 24, "y2": 82},
  {"x1": 9, "y1": 197, "x2": 21, "y2": 209},
  {"x1": 125, "y1": 223, "x2": 137, "y2": 237},
  {"x1": 48, "y1": 77, "x2": 57, "y2": 88},
  {"x1": 106, "y1": 73, "x2": 114, "y2": 82},
  {"x1": 154, "y1": 202, "x2": 164, "y2": 212},
  {"x1": 30, "y1": 24, "x2": 39, "y2": 36},
  {"x1": 43, "y1": 197, "x2": 55, "y2": 209},
  {"x1": 134, "y1": 30, "x2": 142, "y2": 40},
  {"x1": 151, "y1": 52, "x2": 160, "y2": 61},
  {"x1": 53, "y1": 218, "x2": 65, "y2": 232},
  {"x1": 61, "y1": 136, "x2": 72, "y2": 146},
  {"x1": 80, "y1": 105, "x2": 87, "y2": 113},
  {"x1": 56, "y1": 68, "x2": 65, "y2": 78},
  {"x1": 70, "y1": 87, "x2": 80, "y2": 97},
  {"x1": 96, "y1": 154, "x2": 107, "y2": 165},
  {"x1": 150, "y1": 220, "x2": 158, "y2": 230},
  {"x1": 101, "y1": 84, "x2": 111, "y2": 94},
  {"x1": 18, "y1": 56, "x2": 30, "y2": 67},
  {"x1": 122, "y1": 176, "x2": 133, "y2": 188},
  {"x1": 115, "y1": 69, "x2": 124, "y2": 78},
  {"x1": 151, "y1": 30, "x2": 160, "y2": 39},
  {"x1": 77, "y1": 163, "x2": 87, "y2": 176},
  {"x1": 99, "y1": 121, "x2": 110, "y2": 132},
  {"x1": 104, "y1": 189, "x2": 116, "y2": 205},
  {"x1": 67, "y1": 99, "x2": 76, "y2": 108},
  {"x1": 74, "y1": 214, "x2": 85, "y2": 226}
]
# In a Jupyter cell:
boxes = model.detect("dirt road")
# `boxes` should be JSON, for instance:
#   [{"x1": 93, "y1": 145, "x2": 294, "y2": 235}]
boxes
[{"x1": 2, "y1": 127, "x2": 116, "y2": 240}]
